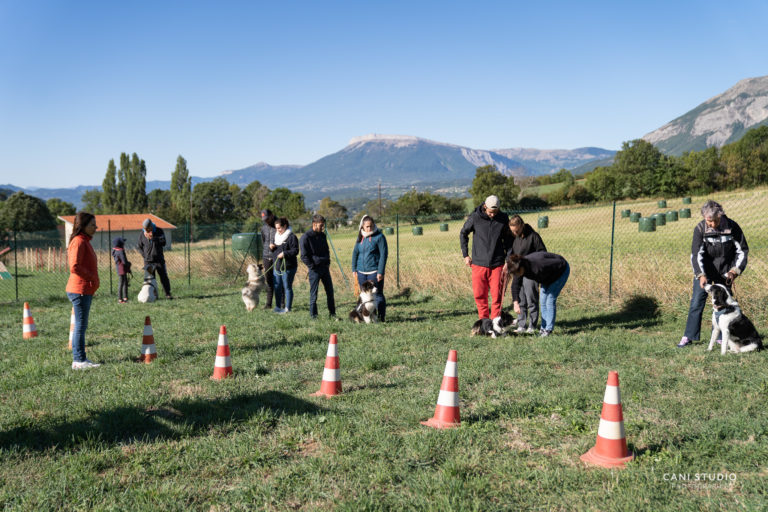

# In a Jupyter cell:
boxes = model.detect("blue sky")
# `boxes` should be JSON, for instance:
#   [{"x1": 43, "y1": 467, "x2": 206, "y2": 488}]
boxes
[{"x1": 1, "y1": 0, "x2": 767, "y2": 188}]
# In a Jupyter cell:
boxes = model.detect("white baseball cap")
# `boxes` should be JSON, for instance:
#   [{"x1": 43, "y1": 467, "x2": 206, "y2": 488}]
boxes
[{"x1": 484, "y1": 195, "x2": 500, "y2": 211}]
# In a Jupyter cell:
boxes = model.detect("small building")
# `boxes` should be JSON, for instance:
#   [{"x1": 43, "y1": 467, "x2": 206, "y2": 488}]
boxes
[{"x1": 58, "y1": 214, "x2": 177, "y2": 251}]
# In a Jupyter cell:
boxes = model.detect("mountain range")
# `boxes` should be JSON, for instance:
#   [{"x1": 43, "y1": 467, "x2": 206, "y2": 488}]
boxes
[
  {"x1": 5, "y1": 75, "x2": 768, "y2": 207},
  {"x1": 643, "y1": 75, "x2": 768, "y2": 155}
]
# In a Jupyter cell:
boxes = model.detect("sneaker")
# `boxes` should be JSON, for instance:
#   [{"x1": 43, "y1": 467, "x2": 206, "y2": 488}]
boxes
[
  {"x1": 716, "y1": 339, "x2": 722, "y2": 345},
  {"x1": 540, "y1": 329, "x2": 551, "y2": 338},
  {"x1": 165, "y1": 295, "x2": 174, "y2": 300},
  {"x1": 273, "y1": 307, "x2": 284, "y2": 313},
  {"x1": 515, "y1": 326, "x2": 526, "y2": 334},
  {"x1": 276, "y1": 308, "x2": 289, "y2": 314},
  {"x1": 72, "y1": 359, "x2": 101, "y2": 370},
  {"x1": 526, "y1": 327, "x2": 536, "y2": 334},
  {"x1": 676, "y1": 336, "x2": 692, "y2": 348}
]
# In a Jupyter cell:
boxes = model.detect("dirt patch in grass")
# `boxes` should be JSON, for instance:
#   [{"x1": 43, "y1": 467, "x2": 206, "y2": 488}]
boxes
[{"x1": 167, "y1": 379, "x2": 205, "y2": 398}]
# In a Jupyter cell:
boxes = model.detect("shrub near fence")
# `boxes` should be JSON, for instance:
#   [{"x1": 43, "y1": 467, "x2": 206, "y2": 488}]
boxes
[{"x1": 2, "y1": 188, "x2": 768, "y2": 317}]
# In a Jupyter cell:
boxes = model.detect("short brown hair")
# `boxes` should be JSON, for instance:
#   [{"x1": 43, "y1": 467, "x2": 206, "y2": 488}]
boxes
[{"x1": 509, "y1": 214, "x2": 524, "y2": 227}]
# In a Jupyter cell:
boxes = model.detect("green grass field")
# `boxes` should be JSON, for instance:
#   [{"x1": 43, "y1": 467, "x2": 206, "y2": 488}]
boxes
[
  {"x1": 1, "y1": 277, "x2": 767, "y2": 510},
  {"x1": 2, "y1": 190, "x2": 768, "y2": 510}
]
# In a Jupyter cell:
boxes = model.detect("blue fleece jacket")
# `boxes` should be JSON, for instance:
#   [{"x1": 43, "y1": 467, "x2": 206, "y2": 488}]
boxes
[{"x1": 351, "y1": 228, "x2": 388, "y2": 275}]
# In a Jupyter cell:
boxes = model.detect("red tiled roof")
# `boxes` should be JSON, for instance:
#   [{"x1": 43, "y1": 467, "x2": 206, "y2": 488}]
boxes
[{"x1": 58, "y1": 214, "x2": 177, "y2": 231}]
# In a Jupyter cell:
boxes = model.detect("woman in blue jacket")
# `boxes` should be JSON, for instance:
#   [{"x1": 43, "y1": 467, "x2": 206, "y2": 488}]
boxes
[{"x1": 352, "y1": 215, "x2": 388, "y2": 321}]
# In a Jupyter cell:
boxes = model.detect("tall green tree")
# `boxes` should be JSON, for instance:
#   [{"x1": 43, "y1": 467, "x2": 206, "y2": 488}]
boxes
[
  {"x1": 101, "y1": 159, "x2": 118, "y2": 213},
  {"x1": 170, "y1": 155, "x2": 191, "y2": 223},
  {"x1": 243, "y1": 180, "x2": 270, "y2": 217},
  {"x1": 117, "y1": 152, "x2": 130, "y2": 213},
  {"x1": 468, "y1": 165, "x2": 519, "y2": 209},
  {"x1": 125, "y1": 153, "x2": 147, "y2": 212},
  {"x1": 612, "y1": 139, "x2": 662, "y2": 198},
  {"x1": 261, "y1": 188, "x2": 307, "y2": 220},
  {"x1": 81, "y1": 189, "x2": 104, "y2": 214},
  {"x1": 147, "y1": 189, "x2": 174, "y2": 221},
  {"x1": 191, "y1": 178, "x2": 237, "y2": 224},
  {"x1": 46, "y1": 198, "x2": 76, "y2": 222},
  {"x1": 0, "y1": 192, "x2": 57, "y2": 231},
  {"x1": 317, "y1": 197, "x2": 349, "y2": 228}
]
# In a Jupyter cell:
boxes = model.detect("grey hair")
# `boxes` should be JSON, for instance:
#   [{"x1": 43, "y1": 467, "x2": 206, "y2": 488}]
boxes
[{"x1": 700, "y1": 200, "x2": 724, "y2": 219}]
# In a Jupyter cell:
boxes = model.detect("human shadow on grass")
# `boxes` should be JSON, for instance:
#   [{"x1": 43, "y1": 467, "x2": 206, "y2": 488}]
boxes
[
  {"x1": 0, "y1": 391, "x2": 326, "y2": 452},
  {"x1": 555, "y1": 295, "x2": 661, "y2": 333},
  {"x1": 399, "y1": 309, "x2": 476, "y2": 323}
]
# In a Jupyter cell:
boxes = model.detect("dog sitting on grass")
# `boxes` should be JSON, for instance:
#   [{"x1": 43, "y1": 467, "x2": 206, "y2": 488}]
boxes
[
  {"x1": 705, "y1": 283, "x2": 762, "y2": 354},
  {"x1": 241, "y1": 263, "x2": 266, "y2": 311},
  {"x1": 349, "y1": 280, "x2": 378, "y2": 323}
]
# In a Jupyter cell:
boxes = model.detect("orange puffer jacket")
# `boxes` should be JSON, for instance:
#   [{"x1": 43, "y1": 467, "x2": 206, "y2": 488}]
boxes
[{"x1": 66, "y1": 234, "x2": 100, "y2": 295}]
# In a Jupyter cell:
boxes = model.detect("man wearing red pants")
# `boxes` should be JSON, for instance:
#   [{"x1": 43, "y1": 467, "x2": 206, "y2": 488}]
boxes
[{"x1": 459, "y1": 195, "x2": 513, "y2": 322}]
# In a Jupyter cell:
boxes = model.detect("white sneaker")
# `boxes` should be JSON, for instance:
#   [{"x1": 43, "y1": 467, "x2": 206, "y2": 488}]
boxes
[
  {"x1": 72, "y1": 359, "x2": 101, "y2": 370},
  {"x1": 526, "y1": 327, "x2": 536, "y2": 334},
  {"x1": 515, "y1": 326, "x2": 526, "y2": 333}
]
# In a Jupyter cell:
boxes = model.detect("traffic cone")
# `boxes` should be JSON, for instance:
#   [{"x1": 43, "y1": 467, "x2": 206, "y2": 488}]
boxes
[
  {"x1": 211, "y1": 325, "x2": 233, "y2": 379},
  {"x1": 421, "y1": 349, "x2": 460, "y2": 429},
  {"x1": 23, "y1": 302, "x2": 38, "y2": 339},
  {"x1": 311, "y1": 334, "x2": 341, "y2": 397},
  {"x1": 581, "y1": 371, "x2": 635, "y2": 468},
  {"x1": 68, "y1": 307, "x2": 75, "y2": 350},
  {"x1": 139, "y1": 316, "x2": 157, "y2": 363}
]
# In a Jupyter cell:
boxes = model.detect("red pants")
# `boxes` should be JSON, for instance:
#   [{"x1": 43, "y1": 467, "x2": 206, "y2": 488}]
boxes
[{"x1": 471, "y1": 264, "x2": 504, "y2": 319}]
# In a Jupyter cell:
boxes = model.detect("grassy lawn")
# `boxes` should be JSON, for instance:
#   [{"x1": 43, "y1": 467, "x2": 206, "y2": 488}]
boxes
[{"x1": 1, "y1": 281, "x2": 767, "y2": 510}]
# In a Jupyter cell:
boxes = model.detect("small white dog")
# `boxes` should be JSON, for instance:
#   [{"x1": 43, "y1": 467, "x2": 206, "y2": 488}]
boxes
[
  {"x1": 241, "y1": 263, "x2": 266, "y2": 311},
  {"x1": 137, "y1": 274, "x2": 158, "y2": 303},
  {"x1": 349, "y1": 280, "x2": 378, "y2": 323},
  {"x1": 705, "y1": 283, "x2": 762, "y2": 354}
]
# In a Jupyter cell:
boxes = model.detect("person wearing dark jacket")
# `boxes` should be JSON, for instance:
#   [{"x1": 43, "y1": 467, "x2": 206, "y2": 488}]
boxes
[
  {"x1": 459, "y1": 195, "x2": 513, "y2": 321},
  {"x1": 508, "y1": 215, "x2": 547, "y2": 333},
  {"x1": 137, "y1": 218, "x2": 172, "y2": 299},
  {"x1": 261, "y1": 209, "x2": 277, "y2": 309},
  {"x1": 300, "y1": 214, "x2": 336, "y2": 318},
  {"x1": 271, "y1": 217, "x2": 299, "y2": 313},
  {"x1": 352, "y1": 215, "x2": 388, "y2": 321},
  {"x1": 506, "y1": 251, "x2": 569, "y2": 337},
  {"x1": 111, "y1": 236, "x2": 131, "y2": 303},
  {"x1": 677, "y1": 200, "x2": 749, "y2": 347}
]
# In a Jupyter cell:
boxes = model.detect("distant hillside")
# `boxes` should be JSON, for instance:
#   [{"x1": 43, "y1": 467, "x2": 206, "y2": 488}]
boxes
[{"x1": 643, "y1": 76, "x2": 768, "y2": 155}]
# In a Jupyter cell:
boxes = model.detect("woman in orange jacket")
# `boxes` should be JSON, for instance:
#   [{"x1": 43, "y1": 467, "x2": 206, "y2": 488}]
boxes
[{"x1": 66, "y1": 212, "x2": 101, "y2": 370}]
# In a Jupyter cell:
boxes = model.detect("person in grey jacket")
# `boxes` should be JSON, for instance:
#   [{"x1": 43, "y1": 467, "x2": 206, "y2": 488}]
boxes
[
  {"x1": 508, "y1": 215, "x2": 547, "y2": 333},
  {"x1": 677, "y1": 200, "x2": 749, "y2": 347},
  {"x1": 260, "y1": 209, "x2": 277, "y2": 309}
]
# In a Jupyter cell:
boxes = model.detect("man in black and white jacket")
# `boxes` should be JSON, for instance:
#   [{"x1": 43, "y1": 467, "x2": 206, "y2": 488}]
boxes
[
  {"x1": 678, "y1": 200, "x2": 749, "y2": 347},
  {"x1": 138, "y1": 218, "x2": 172, "y2": 300}
]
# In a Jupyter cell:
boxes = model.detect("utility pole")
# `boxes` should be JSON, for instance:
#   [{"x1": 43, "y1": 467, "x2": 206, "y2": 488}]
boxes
[{"x1": 378, "y1": 180, "x2": 382, "y2": 219}]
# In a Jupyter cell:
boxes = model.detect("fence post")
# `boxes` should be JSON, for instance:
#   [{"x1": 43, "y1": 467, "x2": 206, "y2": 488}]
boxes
[
  {"x1": 396, "y1": 213, "x2": 400, "y2": 289},
  {"x1": 108, "y1": 220, "x2": 113, "y2": 296},
  {"x1": 13, "y1": 226, "x2": 19, "y2": 302},
  {"x1": 187, "y1": 222, "x2": 191, "y2": 286},
  {"x1": 609, "y1": 200, "x2": 616, "y2": 304}
]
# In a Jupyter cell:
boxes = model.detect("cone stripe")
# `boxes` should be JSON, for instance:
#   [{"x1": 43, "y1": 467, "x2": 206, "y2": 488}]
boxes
[
  {"x1": 142, "y1": 345, "x2": 157, "y2": 355},
  {"x1": 443, "y1": 361, "x2": 457, "y2": 376},
  {"x1": 594, "y1": 436, "x2": 629, "y2": 454},
  {"x1": 603, "y1": 385, "x2": 620, "y2": 404},
  {"x1": 215, "y1": 355, "x2": 232, "y2": 367},
  {"x1": 597, "y1": 418, "x2": 626, "y2": 440},
  {"x1": 600, "y1": 402, "x2": 624, "y2": 422},
  {"x1": 324, "y1": 356, "x2": 339, "y2": 369},
  {"x1": 322, "y1": 367, "x2": 340, "y2": 381},
  {"x1": 440, "y1": 375, "x2": 459, "y2": 392},
  {"x1": 326, "y1": 343, "x2": 338, "y2": 357},
  {"x1": 437, "y1": 390, "x2": 459, "y2": 407},
  {"x1": 143, "y1": 325, "x2": 153, "y2": 336},
  {"x1": 23, "y1": 324, "x2": 35, "y2": 332},
  {"x1": 216, "y1": 344, "x2": 231, "y2": 357}
]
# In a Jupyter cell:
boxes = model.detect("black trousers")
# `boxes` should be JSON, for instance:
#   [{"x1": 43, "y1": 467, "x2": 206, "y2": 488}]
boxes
[
  {"x1": 146, "y1": 262, "x2": 172, "y2": 297},
  {"x1": 118, "y1": 274, "x2": 129, "y2": 301},
  {"x1": 263, "y1": 257, "x2": 275, "y2": 307}
]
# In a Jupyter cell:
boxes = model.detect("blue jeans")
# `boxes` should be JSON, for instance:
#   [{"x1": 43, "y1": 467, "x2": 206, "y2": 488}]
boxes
[
  {"x1": 539, "y1": 264, "x2": 570, "y2": 332},
  {"x1": 357, "y1": 273, "x2": 387, "y2": 321},
  {"x1": 308, "y1": 267, "x2": 335, "y2": 317},
  {"x1": 67, "y1": 292, "x2": 93, "y2": 362},
  {"x1": 273, "y1": 266, "x2": 297, "y2": 311}
]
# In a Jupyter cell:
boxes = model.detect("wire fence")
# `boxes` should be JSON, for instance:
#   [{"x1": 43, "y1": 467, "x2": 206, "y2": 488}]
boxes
[{"x1": 3, "y1": 189, "x2": 768, "y2": 315}]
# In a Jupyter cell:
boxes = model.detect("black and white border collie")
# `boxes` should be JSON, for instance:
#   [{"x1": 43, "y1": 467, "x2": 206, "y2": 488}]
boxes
[
  {"x1": 471, "y1": 311, "x2": 515, "y2": 338},
  {"x1": 349, "y1": 280, "x2": 377, "y2": 323},
  {"x1": 705, "y1": 283, "x2": 763, "y2": 354}
]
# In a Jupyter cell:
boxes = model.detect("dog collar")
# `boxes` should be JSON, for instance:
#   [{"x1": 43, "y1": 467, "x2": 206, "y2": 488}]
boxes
[{"x1": 714, "y1": 306, "x2": 739, "y2": 320}]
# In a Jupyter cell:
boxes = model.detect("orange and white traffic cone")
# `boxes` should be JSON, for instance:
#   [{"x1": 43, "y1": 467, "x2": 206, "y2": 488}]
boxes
[
  {"x1": 211, "y1": 325, "x2": 233, "y2": 380},
  {"x1": 139, "y1": 316, "x2": 157, "y2": 363},
  {"x1": 23, "y1": 302, "x2": 38, "y2": 339},
  {"x1": 421, "y1": 349, "x2": 460, "y2": 429},
  {"x1": 68, "y1": 307, "x2": 75, "y2": 350},
  {"x1": 311, "y1": 334, "x2": 341, "y2": 397},
  {"x1": 581, "y1": 370, "x2": 634, "y2": 468}
]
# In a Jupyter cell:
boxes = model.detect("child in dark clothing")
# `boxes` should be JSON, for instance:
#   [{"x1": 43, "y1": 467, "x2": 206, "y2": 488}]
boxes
[{"x1": 111, "y1": 237, "x2": 131, "y2": 303}]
